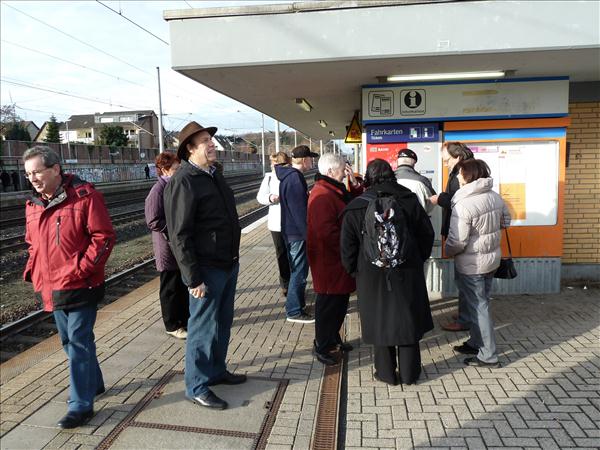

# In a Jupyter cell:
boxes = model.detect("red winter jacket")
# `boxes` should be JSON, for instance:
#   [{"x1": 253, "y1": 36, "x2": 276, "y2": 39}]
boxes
[
  {"x1": 307, "y1": 174, "x2": 360, "y2": 295},
  {"x1": 23, "y1": 174, "x2": 115, "y2": 312}
]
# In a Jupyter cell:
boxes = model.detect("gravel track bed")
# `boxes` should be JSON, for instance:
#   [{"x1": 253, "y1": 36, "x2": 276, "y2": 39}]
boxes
[{"x1": 0, "y1": 198, "x2": 260, "y2": 326}]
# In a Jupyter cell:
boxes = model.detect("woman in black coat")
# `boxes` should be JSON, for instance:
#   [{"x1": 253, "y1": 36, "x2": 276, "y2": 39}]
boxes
[
  {"x1": 430, "y1": 142, "x2": 474, "y2": 332},
  {"x1": 341, "y1": 159, "x2": 434, "y2": 385}
]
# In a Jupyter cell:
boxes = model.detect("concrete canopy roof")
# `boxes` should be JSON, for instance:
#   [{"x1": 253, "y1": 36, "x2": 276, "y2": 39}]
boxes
[{"x1": 164, "y1": 1, "x2": 600, "y2": 141}]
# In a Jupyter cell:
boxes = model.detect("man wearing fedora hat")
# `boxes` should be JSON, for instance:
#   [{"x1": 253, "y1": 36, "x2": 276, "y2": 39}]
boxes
[{"x1": 164, "y1": 121, "x2": 245, "y2": 410}]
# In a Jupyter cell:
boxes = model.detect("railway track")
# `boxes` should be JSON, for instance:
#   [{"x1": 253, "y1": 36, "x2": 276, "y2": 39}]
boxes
[
  {"x1": 0, "y1": 176, "x2": 266, "y2": 253},
  {"x1": 0, "y1": 205, "x2": 269, "y2": 362},
  {"x1": 0, "y1": 172, "x2": 262, "y2": 230}
]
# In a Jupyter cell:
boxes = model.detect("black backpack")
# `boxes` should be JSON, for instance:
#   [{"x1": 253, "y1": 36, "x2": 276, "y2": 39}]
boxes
[{"x1": 362, "y1": 191, "x2": 412, "y2": 270}]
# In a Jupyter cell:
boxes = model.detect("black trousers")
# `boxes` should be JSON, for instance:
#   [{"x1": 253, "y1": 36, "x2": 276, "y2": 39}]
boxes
[
  {"x1": 373, "y1": 343, "x2": 422, "y2": 385},
  {"x1": 159, "y1": 270, "x2": 190, "y2": 332},
  {"x1": 314, "y1": 293, "x2": 350, "y2": 354},
  {"x1": 271, "y1": 231, "x2": 290, "y2": 290}
]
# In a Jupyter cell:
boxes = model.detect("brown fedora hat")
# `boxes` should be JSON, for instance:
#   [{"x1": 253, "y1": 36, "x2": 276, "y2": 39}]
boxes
[{"x1": 177, "y1": 121, "x2": 217, "y2": 160}]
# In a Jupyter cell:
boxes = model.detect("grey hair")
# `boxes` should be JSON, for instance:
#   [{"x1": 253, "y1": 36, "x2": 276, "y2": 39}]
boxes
[
  {"x1": 317, "y1": 152, "x2": 345, "y2": 176},
  {"x1": 397, "y1": 156, "x2": 416, "y2": 167},
  {"x1": 23, "y1": 146, "x2": 62, "y2": 168}
]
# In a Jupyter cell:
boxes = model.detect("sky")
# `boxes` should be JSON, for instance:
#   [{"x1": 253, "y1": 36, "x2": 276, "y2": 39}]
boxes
[{"x1": 0, "y1": 0, "x2": 298, "y2": 137}]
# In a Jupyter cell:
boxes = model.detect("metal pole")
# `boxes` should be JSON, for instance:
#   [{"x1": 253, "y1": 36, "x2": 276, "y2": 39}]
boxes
[
  {"x1": 319, "y1": 140, "x2": 323, "y2": 155},
  {"x1": 294, "y1": 129, "x2": 297, "y2": 147},
  {"x1": 156, "y1": 67, "x2": 165, "y2": 153},
  {"x1": 261, "y1": 114, "x2": 265, "y2": 176},
  {"x1": 309, "y1": 137, "x2": 312, "y2": 150},
  {"x1": 275, "y1": 120, "x2": 280, "y2": 153},
  {"x1": 65, "y1": 120, "x2": 71, "y2": 159}
]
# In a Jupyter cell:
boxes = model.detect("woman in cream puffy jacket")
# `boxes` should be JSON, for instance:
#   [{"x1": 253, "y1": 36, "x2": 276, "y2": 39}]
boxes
[{"x1": 445, "y1": 159, "x2": 511, "y2": 368}]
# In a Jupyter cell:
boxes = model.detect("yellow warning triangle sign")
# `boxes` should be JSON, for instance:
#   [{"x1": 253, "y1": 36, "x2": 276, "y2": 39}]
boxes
[{"x1": 344, "y1": 112, "x2": 362, "y2": 144}]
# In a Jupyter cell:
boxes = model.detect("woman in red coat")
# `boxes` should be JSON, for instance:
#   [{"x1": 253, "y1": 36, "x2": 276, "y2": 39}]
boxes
[{"x1": 307, "y1": 153, "x2": 362, "y2": 365}]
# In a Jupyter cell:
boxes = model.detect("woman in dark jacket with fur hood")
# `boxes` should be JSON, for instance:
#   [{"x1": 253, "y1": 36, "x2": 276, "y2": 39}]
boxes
[{"x1": 341, "y1": 159, "x2": 434, "y2": 385}]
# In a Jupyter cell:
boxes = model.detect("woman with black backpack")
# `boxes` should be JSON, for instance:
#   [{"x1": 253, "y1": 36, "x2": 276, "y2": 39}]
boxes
[{"x1": 341, "y1": 159, "x2": 434, "y2": 385}]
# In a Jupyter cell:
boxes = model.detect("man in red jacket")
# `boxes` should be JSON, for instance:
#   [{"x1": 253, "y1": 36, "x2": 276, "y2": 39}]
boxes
[
  {"x1": 307, "y1": 153, "x2": 362, "y2": 365},
  {"x1": 23, "y1": 146, "x2": 115, "y2": 429}
]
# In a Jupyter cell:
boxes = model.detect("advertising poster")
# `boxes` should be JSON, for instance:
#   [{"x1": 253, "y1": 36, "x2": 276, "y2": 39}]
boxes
[{"x1": 366, "y1": 142, "x2": 407, "y2": 169}]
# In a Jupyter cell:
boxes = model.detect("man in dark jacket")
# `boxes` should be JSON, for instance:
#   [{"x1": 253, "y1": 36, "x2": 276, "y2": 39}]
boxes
[
  {"x1": 341, "y1": 159, "x2": 434, "y2": 386},
  {"x1": 23, "y1": 146, "x2": 115, "y2": 429},
  {"x1": 275, "y1": 145, "x2": 319, "y2": 324},
  {"x1": 11, "y1": 170, "x2": 21, "y2": 191},
  {"x1": 0, "y1": 169, "x2": 10, "y2": 191},
  {"x1": 164, "y1": 121, "x2": 245, "y2": 411}
]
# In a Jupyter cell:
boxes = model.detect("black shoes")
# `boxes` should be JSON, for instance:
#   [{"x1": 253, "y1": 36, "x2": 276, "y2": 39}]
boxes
[
  {"x1": 464, "y1": 357, "x2": 501, "y2": 368},
  {"x1": 286, "y1": 312, "x2": 315, "y2": 323},
  {"x1": 453, "y1": 342, "x2": 479, "y2": 355},
  {"x1": 313, "y1": 349, "x2": 338, "y2": 366},
  {"x1": 57, "y1": 410, "x2": 94, "y2": 429},
  {"x1": 186, "y1": 390, "x2": 228, "y2": 410},
  {"x1": 208, "y1": 371, "x2": 247, "y2": 386}
]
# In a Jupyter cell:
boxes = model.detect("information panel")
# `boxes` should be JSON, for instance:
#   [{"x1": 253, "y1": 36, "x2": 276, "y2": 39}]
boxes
[
  {"x1": 362, "y1": 78, "x2": 569, "y2": 122},
  {"x1": 470, "y1": 141, "x2": 559, "y2": 226}
]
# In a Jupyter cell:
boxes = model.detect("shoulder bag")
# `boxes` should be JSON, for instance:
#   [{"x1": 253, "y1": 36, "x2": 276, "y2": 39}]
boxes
[{"x1": 494, "y1": 228, "x2": 517, "y2": 279}]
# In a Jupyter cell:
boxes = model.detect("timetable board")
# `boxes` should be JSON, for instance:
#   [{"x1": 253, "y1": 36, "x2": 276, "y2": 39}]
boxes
[{"x1": 470, "y1": 140, "x2": 559, "y2": 227}]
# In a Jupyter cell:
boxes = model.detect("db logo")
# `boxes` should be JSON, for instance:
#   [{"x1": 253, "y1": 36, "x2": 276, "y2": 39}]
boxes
[{"x1": 400, "y1": 90, "x2": 426, "y2": 115}]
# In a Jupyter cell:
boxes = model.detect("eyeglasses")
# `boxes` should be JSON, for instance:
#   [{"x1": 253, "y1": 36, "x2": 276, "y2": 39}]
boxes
[{"x1": 25, "y1": 167, "x2": 52, "y2": 178}]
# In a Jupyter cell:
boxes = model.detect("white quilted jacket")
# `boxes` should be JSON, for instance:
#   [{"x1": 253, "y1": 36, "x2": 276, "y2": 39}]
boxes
[{"x1": 445, "y1": 178, "x2": 511, "y2": 275}]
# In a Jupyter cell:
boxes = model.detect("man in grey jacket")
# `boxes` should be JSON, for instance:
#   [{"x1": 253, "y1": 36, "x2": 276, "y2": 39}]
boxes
[{"x1": 394, "y1": 148, "x2": 436, "y2": 214}]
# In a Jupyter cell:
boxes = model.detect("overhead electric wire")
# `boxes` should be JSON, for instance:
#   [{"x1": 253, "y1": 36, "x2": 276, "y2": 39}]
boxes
[
  {"x1": 3, "y1": 2, "x2": 151, "y2": 76},
  {"x1": 14, "y1": 105, "x2": 71, "y2": 118},
  {"x1": 1, "y1": 40, "x2": 147, "y2": 88},
  {"x1": 95, "y1": 1, "x2": 169, "y2": 46},
  {"x1": 2, "y1": 2, "x2": 266, "y2": 132},
  {"x1": 1, "y1": 78, "x2": 151, "y2": 110}
]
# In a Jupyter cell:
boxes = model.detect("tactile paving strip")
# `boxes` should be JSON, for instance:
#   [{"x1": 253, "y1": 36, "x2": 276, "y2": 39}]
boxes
[{"x1": 97, "y1": 370, "x2": 288, "y2": 450}]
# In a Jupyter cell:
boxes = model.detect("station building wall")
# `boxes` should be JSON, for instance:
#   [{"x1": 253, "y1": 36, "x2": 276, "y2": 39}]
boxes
[{"x1": 564, "y1": 101, "x2": 600, "y2": 265}]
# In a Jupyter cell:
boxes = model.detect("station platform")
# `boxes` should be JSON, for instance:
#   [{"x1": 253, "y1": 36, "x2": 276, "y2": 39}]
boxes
[{"x1": 0, "y1": 222, "x2": 598, "y2": 449}]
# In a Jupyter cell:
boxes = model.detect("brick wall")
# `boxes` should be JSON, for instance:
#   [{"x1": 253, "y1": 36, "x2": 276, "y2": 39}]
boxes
[{"x1": 564, "y1": 102, "x2": 600, "y2": 264}]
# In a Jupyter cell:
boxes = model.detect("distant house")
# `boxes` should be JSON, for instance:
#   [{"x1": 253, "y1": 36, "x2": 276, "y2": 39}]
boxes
[
  {"x1": 35, "y1": 110, "x2": 161, "y2": 148},
  {"x1": 1, "y1": 120, "x2": 39, "y2": 141}
]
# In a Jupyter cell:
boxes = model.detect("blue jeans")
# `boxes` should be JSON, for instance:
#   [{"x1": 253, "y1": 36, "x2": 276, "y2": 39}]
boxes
[
  {"x1": 54, "y1": 303, "x2": 104, "y2": 413},
  {"x1": 285, "y1": 240, "x2": 308, "y2": 317},
  {"x1": 185, "y1": 263, "x2": 239, "y2": 397},
  {"x1": 457, "y1": 282, "x2": 471, "y2": 327},
  {"x1": 455, "y1": 272, "x2": 498, "y2": 363}
]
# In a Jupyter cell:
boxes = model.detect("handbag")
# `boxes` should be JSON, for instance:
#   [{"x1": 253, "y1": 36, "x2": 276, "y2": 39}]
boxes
[{"x1": 494, "y1": 228, "x2": 517, "y2": 279}]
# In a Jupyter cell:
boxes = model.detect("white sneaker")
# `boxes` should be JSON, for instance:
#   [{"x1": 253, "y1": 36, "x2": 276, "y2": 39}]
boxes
[{"x1": 166, "y1": 328, "x2": 187, "y2": 339}]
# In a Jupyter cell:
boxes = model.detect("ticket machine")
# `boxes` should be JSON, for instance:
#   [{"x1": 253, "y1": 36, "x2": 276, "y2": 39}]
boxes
[{"x1": 364, "y1": 123, "x2": 444, "y2": 256}]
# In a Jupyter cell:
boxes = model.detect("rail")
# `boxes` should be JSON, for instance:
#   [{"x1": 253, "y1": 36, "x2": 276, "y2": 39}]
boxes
[{"x1": 0, "y1": 206, "x2": 270, "y2": 344}]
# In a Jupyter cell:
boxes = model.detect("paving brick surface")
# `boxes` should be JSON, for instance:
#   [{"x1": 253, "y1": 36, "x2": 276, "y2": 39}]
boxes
[
  {"x1": 343, "y1": 278, "x2": 600, "y2": 449},
  {"x1": 0, "y1": 223, "x2": 323, "y2": 449},
  {"x1": 1, "y1": 221, "x2": 598, "y2": 449}
]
